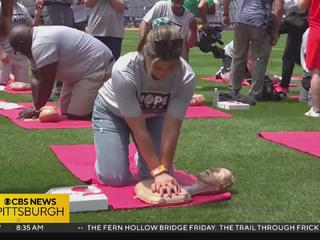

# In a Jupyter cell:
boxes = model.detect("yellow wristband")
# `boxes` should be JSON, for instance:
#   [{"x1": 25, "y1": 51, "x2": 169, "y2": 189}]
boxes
[{"x1": 150, "y1": 164, "x2": 168, "y2": 177}]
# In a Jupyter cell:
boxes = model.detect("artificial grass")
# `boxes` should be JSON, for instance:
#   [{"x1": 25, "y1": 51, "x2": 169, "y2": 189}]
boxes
[{"x1": 1, "y1": 30, "x2": 320, "y2": 223}]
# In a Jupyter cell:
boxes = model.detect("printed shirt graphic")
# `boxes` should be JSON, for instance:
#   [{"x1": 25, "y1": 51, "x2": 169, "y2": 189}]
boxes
[
  {"x1": 139, "y1": 92, "x2": 171, "y2": 115},
  {"x1": 171, "y1": 21, "x2": 183, "y2": 32},
  {"x1": 98, "y1": 52, "x2": 195, "y2": 120},
  {"x1": 11, "y1": 3, "x2": 33, "y2": 27}
]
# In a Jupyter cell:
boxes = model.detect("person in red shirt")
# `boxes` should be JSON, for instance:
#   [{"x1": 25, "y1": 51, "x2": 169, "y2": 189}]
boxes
[{"x1": 299, "y1": 0, "x2": 320, "y2": 117}]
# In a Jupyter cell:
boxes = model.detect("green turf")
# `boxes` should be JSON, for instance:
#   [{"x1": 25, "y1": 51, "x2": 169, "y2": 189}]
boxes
[{"x1": 1, "y1": 30, "x2": 320, "y2": 223}]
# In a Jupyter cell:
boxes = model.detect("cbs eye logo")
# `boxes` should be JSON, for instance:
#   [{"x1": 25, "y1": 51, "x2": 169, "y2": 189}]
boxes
[{"x1": 4, "y1": 198, "x2": 11, "y2": 205}]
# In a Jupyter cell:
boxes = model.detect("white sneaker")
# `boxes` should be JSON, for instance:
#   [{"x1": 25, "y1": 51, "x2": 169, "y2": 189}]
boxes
[{"x1": 305, "y1": 107, "x2": 320, "y2": 117}]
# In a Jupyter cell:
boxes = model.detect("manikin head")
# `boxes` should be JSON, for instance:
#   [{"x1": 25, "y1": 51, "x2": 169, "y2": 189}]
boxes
[{"x1": 196, "y1": 167, "x2": 235, "y2": 191}]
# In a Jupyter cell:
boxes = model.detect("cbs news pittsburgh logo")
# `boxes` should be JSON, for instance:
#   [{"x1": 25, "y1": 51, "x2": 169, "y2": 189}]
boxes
[{"x1": 0, "y1": 194, "x2": 70, "y2": 223}]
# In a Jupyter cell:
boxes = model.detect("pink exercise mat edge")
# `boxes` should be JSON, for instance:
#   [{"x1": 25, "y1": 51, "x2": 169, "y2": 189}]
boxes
[
  {"x1": 258, "y1": 131, "x2": 320, "y2": 158},
  {"x1": 0, "y1": 102, "x2": 92, "y2": 129}
]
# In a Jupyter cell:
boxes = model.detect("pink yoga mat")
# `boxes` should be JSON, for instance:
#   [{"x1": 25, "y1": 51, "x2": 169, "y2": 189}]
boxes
[
  {"x1": 289, "y1": 95, "x2": 299, "y2": 100},
  {"x1": 199, "y1": 77, "x2": 250, "y2": 86},
  {"x1": 0, "y1": 103, "x2": 231, "y2": 129},
  {"x1": 186, "y1": 106, "x2": 232, "y2": 118},
  {"x1": 4, "y1": 87, "x2": 32, "y2": 95},
  {"x1": 259, "y1": 131, "x2": 320, "y2": 158},
  {"x1": 0, "y1": 102, "x2": 91, "y2": 129},
  {"x1": 200, "y1": 77, "x2": 226, "y2": 83},
  {"x1": 50, "y1": 144, "x2": 232, "y2": 210},
  {"x1": 291, "y1": 76, "x2": 303, "y2": 81},
  {"x1": 0, "y1": 83, "x2": 32, "y2": 95}
]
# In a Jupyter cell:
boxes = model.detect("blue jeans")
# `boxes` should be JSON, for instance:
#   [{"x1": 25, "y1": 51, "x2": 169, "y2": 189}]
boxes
[{"x1": 92, "y1": 95, "x2": 165, "y2": 186}]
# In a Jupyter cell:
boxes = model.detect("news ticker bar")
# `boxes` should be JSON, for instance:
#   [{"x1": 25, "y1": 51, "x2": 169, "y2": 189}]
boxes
[{"x1": 0, "y1": 224, "x2": 319, "y2": 233}]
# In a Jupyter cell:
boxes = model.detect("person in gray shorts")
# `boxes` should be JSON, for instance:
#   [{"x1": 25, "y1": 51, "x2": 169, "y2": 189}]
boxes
[
  {"x1": 85, "y1": 0, "x2": 126, "y2": 60},
  {"x1": 36, "y1": 0, "x2": 74, "y2": 26},
  {"x1": 9, "y1": 25, "x2": 114, "y2": 120},
  {"x1": 71, "y1": 0, "x2": 88, "y2": 31},
  {"x1": 92, "y1": 21, "x2": 195, "y2": 197}
]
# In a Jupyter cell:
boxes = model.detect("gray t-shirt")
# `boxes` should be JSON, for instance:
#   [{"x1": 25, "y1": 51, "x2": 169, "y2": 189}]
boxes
[
  {"x1": 236, "y1": 0, "x2": 273, "y2": 27},
  {"x1": 143, "y1": 1, "x2": 194, "y2": 60},
  {"x1": 143, "y1": 1, "x2": 193, "y2": 40},
  {"x1": 98, "y1": 52, "x2": 195, "y2": 120},
  {"x1": 31, "y1": 26, "x2": 113, "y2": 83},
  {"x1": 87, "y1": 0, "x2": 124, "y2": 38}
]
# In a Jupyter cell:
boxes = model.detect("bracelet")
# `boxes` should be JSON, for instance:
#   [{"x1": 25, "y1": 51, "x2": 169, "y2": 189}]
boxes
[{"x1": 150, "y1": 164, "x2": 168, "y2": 177}]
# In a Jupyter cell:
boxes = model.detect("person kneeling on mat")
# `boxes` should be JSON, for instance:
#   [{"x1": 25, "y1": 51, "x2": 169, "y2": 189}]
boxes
[
  {"x1": 9, "y1": 25, "x2": 114, "y2": 120},
  {"x1": 93, "y1": 18, "x2": 195, "y2": 197}
]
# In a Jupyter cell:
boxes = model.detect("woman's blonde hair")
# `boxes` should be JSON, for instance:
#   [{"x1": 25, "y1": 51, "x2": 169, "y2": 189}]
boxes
[{"x1": 137, "y1": 24, "x2": 183, "y2": 61}]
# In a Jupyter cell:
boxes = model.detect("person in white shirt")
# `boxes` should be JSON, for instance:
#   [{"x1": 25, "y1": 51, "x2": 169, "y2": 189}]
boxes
[
  {"x1": 9, "y1": 25, "x2": 114, "y2": 120},
  {"x1": 93, "y1": 20, "x2": 195, "y2": 196},
  {"x1": 139, "y1": 0, "x2": 197, "y2": 62}
]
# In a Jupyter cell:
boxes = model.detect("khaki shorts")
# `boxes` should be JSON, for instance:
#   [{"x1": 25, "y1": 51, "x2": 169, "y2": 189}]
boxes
[{"x1": 59, "y1": 63, "x2": 113, "y2": 116}]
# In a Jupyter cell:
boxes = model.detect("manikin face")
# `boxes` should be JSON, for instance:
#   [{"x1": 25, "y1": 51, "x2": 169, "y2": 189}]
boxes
[
  {"x1": 147, "y1": 58, "x2": 180, "y2": 80},
  {"x1": 197, "y1": 167, "x2": 235, "y2": 189},
  {"x1": 171, "y1": 0, "x2": 184, "y2": 16}
]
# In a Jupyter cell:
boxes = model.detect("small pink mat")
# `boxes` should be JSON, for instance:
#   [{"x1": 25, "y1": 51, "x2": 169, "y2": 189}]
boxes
[
  {"x1": 200, "y1": 77, "x2": 226, "y2": 83},
  {"x1": 259, "y1": 131, "x2": 320, "y2": 158},
  {"x1": 50, "y1": 144, "x2": 232, "y2": 210},
  {"x1": 291, "y1": 76, "x2": 303, "y2": 81},
  {"x1": 0, "y1": 102, "x2": 91, "y2": 129},
  {"x1": 0, "y1": 103, "x2": 231, "y2": 129},
  {"x1": 289, "y1": 95, "x2": 299, "y2": 100},
  {"x1": 0, "y1": 83, "x2": 32, "y2": 95},
  {"x1": 4, "y1": 87, "x2": 32, "y2": 95},
  {"x1": 186, "y1": 106, "x2": 232, "y2": 118},
  {"x1": 199, "y1": 77, "x2": 250, "y2": 86}
]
